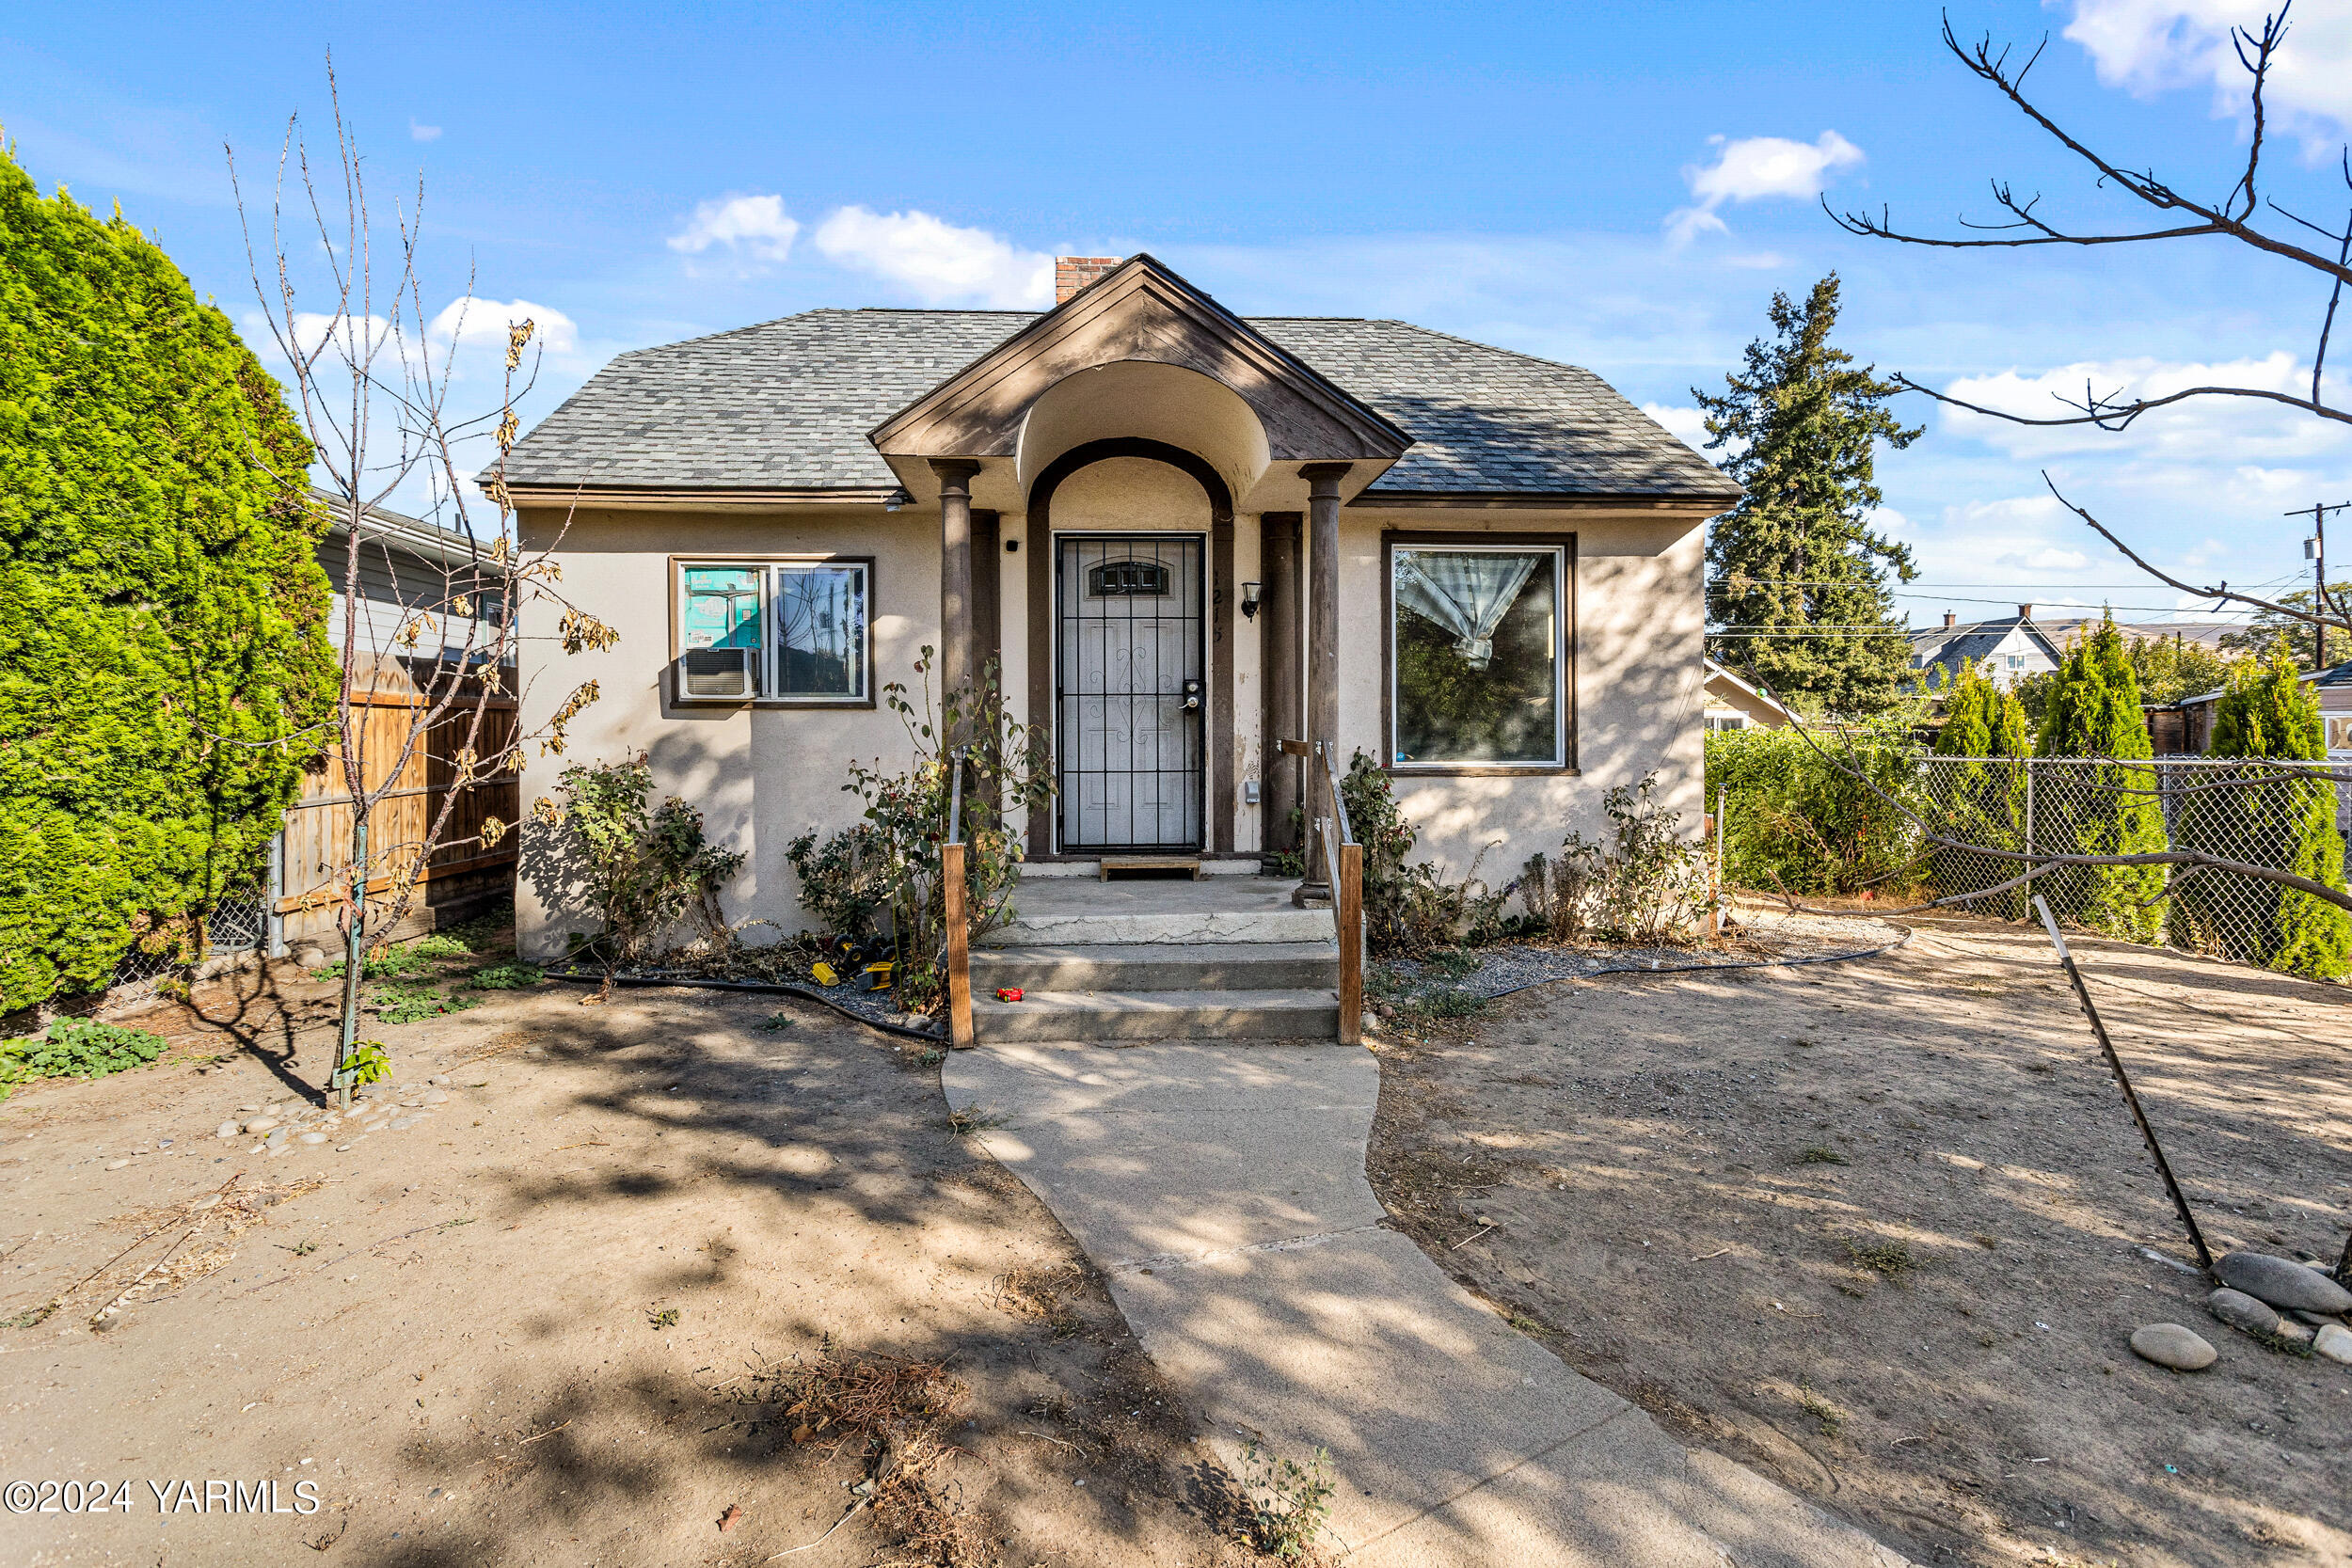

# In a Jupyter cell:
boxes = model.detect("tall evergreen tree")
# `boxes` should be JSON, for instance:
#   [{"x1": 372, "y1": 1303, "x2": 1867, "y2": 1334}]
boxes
[
  {"x1": 2032, "y1": 618, "x2": 2167, "y2": 939},
  {"x1": 2169, "y1": 645, "x2": 2351, "y2": 978},
  {"x1": 1931, "y1": 660, "x2": 2030, "y2": 913},
  {"x1": 1697, "y1": 274, "x2": 1920, "y2": 716}
]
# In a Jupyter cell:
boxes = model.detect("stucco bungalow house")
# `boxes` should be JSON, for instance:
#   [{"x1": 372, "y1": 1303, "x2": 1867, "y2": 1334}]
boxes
[{"x1": 501, "y1": 255, "x2": 1738, "y2": 957}]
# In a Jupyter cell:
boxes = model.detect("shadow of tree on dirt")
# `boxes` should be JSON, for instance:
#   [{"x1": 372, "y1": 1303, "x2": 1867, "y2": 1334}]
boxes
[{"x1": 321, "y1": 987, "x2": 1248, "y2": 1568}]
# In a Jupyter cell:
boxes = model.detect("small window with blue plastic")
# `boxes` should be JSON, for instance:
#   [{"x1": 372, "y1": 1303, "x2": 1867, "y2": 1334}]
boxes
[{"x1": 677, "y1": 562, "x2": 868, "y2": 703}]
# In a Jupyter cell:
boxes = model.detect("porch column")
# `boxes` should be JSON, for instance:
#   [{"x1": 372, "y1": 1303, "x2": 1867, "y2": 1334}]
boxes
[
  {"x1": 931, "y1": 459, "x2": 981, "y2": 746},
  {"x1": 1301, "y1": 464, "x2": 1350, "y2": 893},
  {"x1": 1259, "y1": 512, "x2": 1302, "y2": 857}
]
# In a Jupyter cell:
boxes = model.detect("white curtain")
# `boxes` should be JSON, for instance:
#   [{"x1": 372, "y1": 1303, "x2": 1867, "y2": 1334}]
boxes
[{"x1": 1394, "y1": 551, "x2": 1540, "y2": 670}]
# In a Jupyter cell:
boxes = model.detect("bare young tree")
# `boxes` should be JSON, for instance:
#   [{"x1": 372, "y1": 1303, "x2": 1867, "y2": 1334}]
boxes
[
  {"x1": 1828, "y1": 4, "x2": 2352, "y2": 643},
  {"x1": 230, "y1": 61, "x2": 612, "y2": 1104}
]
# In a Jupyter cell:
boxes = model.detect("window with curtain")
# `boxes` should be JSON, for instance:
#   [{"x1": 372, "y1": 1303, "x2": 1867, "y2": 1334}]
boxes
[{"x1": 1390, "y1": 542, "x2": 1565, "y2": 767}]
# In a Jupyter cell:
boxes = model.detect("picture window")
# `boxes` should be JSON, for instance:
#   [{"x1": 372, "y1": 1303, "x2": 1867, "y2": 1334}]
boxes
[{"x1": 1389, "y1": 542, "x2": 1566, "y2": 768}]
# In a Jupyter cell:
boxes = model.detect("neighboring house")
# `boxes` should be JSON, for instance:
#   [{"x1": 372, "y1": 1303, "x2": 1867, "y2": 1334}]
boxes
[
  {"x1": 312, "y1": 491, "x2": 508, "y2": 667},
  {"x1": 277, "y1": 494, "x2": 518, "y2": 962},
  {"x1": 499, "y1": 254, "x2": 1739, "y2": 957},
  {"x1": 1701, "y1": 659, "x2": 1795, "y2": 731},
  {"x1": 1909, "y1": 607, "x2": 2063, "y2": 691}
]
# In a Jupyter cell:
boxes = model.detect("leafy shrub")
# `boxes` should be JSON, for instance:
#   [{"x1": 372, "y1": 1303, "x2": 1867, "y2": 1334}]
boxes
[
  {"x1": 553, "y1": 754, "x2": 747, "y2": 992},
  {"x1": 1336, "y1": 751, "x2": 1512, "y2": 958},
  {"x1": 0, "y1": 145, "x2": 337, "y2": 1013},
  {"x1": 466, "y1": 962, "x2": 543, "y2": 990},
  {"x1": 791, "y1": 655, "x2": 1052, "y2": 1006},
  {"x1": 0, "y1": 1020, "x2": 169, "y2": 1099},
  {"x1": 1704, "y1": 723, "x2": 1926, "y2": 895},
  {"x1": 785, "y1": 821, "x2": 889, "y2": 942},
  {"x1": 1523, "y1": 774, "x2": 1715, "y2": 944},
  {"x1": 345, "y1": 1040, "x2": 390, "y2": 1085}
]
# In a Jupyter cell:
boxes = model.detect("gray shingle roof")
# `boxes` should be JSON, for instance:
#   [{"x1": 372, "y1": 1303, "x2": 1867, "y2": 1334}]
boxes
[
  {"x1": 504, "y1": 308, "x2": 1737, "y2": 501},
  {"x1": 1909, "y1": 617, "x2": 2065, "y2": 676}
]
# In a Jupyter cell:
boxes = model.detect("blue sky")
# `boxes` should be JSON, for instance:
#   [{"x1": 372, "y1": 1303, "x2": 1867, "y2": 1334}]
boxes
[{"x1": 8, "y1": 0, "x2": 2352, "y2": 627}]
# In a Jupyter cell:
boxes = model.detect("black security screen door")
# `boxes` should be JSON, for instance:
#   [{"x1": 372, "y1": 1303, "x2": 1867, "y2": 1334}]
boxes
[{"x1": 1057, "y1": 535, "x2": 1205, "y2": 851}]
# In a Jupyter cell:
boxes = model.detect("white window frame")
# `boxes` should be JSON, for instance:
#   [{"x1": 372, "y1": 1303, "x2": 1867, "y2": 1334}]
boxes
[
  {"x1": 1386, "y1": 539, "x2": 1570, "y2": 773},
  {"x1": 674, "y1": 556, "x2": 875, "y2": 708}
]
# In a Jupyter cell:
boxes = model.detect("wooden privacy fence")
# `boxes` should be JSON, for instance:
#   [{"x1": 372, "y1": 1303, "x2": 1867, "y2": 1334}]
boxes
[{"x1": 278, "y1": 686, "x2": 520, "y2": 950}]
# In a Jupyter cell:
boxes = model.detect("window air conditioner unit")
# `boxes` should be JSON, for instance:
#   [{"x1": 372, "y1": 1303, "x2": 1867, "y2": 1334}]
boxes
[{"x1": 678, "y1": 647, "x2": 756, "y2": 701}]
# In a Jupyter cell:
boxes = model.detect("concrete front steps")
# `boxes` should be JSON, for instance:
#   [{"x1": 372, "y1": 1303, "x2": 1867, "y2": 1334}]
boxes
[{"x1": 971, "y1": 876, "x2": 1341, "y2": 1044}]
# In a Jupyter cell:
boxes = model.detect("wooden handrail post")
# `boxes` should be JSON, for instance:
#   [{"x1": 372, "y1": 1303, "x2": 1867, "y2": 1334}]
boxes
[
  {"x1": 942, "y1": 841, "x2": 973, "y2": 1049},
  {"x1": 1337, "y1": 840, "x2": 1363, "y2": 1046}
]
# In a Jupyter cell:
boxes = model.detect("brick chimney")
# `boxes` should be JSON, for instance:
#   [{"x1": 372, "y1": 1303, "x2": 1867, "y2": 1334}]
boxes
[
  {"x1": 1055, "y1": 256, "x2": 1122, "y2": 305},
  {"x1": 1943, "y1": 611, "x2": 1956, "y2": 628},
  {"x1": 2018, "y1": 603, "x2": 2034, "y2": 621}
]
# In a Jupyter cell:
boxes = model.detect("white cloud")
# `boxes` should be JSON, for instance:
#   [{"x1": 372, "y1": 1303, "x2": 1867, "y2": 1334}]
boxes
[
  {"x1": 409, "y1": 119, "x2": 441, "y2": 143},
  {"x1": 668, "y1": 194, "x2": 801, "y2": 266},
  {"x1": 1666, "y1": 132, "x2": 1863, "y2": 247},
  {"x1": 1914, "y1": 495, "x2": 2106, "y2": 583},
  {"x1": 1869, "y1": 506, "x2": 1912, "y2": 531},
  {"x1": 427, "y1": 297, "x2": 580, "y2": 356},
  {"x1": 1641, "y1": 402, "x2": 1713, "y2": 451},
  {"x1": 1941, "y1": 352, "x2": 2344, "y2": 461},
  {"x1": 812, "y1": 206, "x2": 1053, "y2": 308},
  {"x1": 2065, "y1": 0, "x2": 2352, "y2": 142},
  {"x1": 1997, "y1": 546, "x2": 2093, "y2": 572},
  {"x1": 242, "y1": 309, "x2": 395, "y2": 364}
]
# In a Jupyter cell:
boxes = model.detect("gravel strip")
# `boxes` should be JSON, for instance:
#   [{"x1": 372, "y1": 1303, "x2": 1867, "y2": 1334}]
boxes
[{"x1": 1385, "y1": 909, "x2": 1908, "y2": 999}]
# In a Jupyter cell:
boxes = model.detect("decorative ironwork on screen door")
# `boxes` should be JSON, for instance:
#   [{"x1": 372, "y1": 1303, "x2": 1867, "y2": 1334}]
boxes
[{"x1": 1057, "y1": 535, "x2": 1204, "y2": 851}]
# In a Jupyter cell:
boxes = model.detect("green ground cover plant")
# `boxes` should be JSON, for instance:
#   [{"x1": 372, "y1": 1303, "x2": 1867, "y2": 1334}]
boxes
[{"x1": 0, "y1": 1020, "x2": 169, "y2": 1099}]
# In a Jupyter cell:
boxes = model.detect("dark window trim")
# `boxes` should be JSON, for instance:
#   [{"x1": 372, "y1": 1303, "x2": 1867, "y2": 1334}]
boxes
[
  {"x1": 667, "y1": 551, "x2": 879, "y2": 710},
  {"x1": 1380, "y1": 530, "x2": 1578, "y2": 777}
]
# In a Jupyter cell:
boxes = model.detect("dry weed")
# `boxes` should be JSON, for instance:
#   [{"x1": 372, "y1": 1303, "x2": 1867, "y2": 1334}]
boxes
[
  {"x1": 990, "y1": 1264, "x2": 1086, "y2": 1338},
  {"x1": 720, "y1": 1340, "x2": 985, "y2": 1566}
]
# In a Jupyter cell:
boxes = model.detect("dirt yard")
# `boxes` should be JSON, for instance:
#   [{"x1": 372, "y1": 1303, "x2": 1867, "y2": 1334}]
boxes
[
  {"x1": 1368, "y1": 911, "x2": 2352, "y2": 1568},
  {"x1": 1, "y1": 949, "x2": 1270, "y2": 1567}
]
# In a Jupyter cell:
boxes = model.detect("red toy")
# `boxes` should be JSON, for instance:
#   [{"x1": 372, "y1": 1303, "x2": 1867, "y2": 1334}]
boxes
[{"x1": 995, "y1": 987, "x2": 1024, "y2": 1003}]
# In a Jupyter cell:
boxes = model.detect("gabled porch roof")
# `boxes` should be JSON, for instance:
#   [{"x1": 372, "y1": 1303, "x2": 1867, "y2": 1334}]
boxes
[{"x1": 866, "y1": 254, "x2": 1413, "y2": 469}]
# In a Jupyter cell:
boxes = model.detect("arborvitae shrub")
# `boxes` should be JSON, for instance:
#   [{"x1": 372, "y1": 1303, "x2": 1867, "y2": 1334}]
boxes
[
  {"x1": 1930, "y1": 661, "x2": 2030, "y2": 916},
  {"x1": 2032, "y1": 618, "x2": 2167, "y2": 940},
  {"x1": 2169, "y1": 648, "x2": 2351, "y2": 979},
  {"x1": 0, "y1": 146, "x2": 334, "y2": 1012}
]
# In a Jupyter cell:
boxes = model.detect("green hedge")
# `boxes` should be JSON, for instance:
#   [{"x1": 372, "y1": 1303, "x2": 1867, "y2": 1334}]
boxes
[
  {"x1": 1703, "y1": 724, "x2": 1925, "y2": 896},
  {"x1": 0, "y1": 148, "x2": 335, "y2": 1012}
]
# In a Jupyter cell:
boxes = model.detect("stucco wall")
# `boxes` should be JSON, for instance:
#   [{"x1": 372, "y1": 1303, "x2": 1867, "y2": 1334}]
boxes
[
  {"x1": 513, "y1": 505, "x2": 941, "y2": 960},
  {"x1": 514, "y1": 490, "x2": 1704, "y2": 958}
]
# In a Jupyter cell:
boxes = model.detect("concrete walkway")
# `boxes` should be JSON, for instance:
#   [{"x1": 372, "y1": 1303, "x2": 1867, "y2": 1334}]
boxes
[{"x1": 944, "y1": 1040, "x2": 1909, "y2": 1567}]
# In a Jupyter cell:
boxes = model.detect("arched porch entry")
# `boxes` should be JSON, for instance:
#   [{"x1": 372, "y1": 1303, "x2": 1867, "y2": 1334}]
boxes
[{"x1": 1025, "y1": 438, "x2": 1233, "y2": 857}]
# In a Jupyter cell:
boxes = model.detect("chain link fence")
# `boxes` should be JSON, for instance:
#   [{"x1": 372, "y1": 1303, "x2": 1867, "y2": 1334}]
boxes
[
  {"x1": 103, "y1": 841, "x2": 284, "y2": 1004},
  {"x1": 1917, "y1": 755, "x2": 2350, "y2": 978}
]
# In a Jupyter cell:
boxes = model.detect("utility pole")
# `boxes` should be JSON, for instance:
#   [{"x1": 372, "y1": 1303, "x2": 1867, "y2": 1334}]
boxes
[{"x1": 2288, "y1": 499, "x2": 2352, "y2": 670}]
